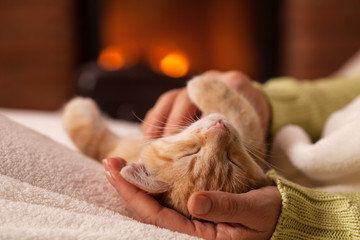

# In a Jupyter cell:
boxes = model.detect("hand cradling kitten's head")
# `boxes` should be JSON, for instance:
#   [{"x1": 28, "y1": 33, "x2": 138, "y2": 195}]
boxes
[{"x1": 121, "y1": 113, "x2": 269, "y2": 217}]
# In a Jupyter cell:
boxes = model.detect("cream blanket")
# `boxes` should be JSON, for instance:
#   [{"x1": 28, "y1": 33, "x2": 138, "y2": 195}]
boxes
[{"x1": 0, "y1": 113, "x2": 198, "y2": 240}]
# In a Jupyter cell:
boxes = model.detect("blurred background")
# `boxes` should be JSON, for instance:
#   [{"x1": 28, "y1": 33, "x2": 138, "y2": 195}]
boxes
[{"x1": 0, "y1": 0, "x2": 359, "y2": 121}]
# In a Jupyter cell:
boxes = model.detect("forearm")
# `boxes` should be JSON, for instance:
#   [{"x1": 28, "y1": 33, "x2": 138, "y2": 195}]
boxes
[
  {"x1": 267, "y1": 170, "x2": 360, "y2": 239},
  {"x1": 259, "y1": 76, "x2": 360, "y2": 140}
]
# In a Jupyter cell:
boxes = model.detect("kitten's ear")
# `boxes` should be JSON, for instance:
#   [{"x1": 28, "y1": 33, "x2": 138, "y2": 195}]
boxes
[{"x1": 120, "y1": 163, "x2": 169, "y2": 194}]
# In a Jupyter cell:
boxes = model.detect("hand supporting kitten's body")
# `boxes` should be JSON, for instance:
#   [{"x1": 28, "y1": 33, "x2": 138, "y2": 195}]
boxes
[{"x1": 63, "y1": 76, "x2": 270, "y2": 217}]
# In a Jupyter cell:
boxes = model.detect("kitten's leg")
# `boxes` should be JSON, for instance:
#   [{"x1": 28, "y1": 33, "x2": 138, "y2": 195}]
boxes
[
  {"x1": 273, "y1": 123, "x2": 360, "y2": 182},
  {"x1": 63, "y1": 97, "x2": 142, "y2": 161},
  {"x1": 271, "y1": 125, "x2": 313, "y2": 180},
  {"x1": 187, "y1": 76, "x2": 264, "y2": 155}
]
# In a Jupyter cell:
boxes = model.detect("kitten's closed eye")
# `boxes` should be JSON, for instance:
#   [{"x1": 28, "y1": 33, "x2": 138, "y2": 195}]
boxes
[
  {"x1": 227, "y1": 152, "x2": 241, "y2": 168},
  {"x1": 180, "y1": 147, "x2": 201, "y2": 159}
]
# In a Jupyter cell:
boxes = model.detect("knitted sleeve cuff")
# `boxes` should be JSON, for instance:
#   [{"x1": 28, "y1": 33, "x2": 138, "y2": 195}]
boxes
[
  {"x1": 267, "y1": 170, "x2": 360, "y2": 239},
  {"x1": 259, "y1": 76, "x2": 360, "y2": 140}
]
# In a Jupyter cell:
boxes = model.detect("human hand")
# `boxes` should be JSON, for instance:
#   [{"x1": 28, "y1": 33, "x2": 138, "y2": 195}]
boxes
[
  {"x1": 103, "y1": 157, "x2": 281, "y2": 240},
  {"x1": 141, "y1": 70, "x2": 271, "y2": 138}
]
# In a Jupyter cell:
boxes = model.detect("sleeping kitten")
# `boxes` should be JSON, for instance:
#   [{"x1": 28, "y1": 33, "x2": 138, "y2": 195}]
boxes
[{"x1": 63, "y1": 76, "x2": 270, "y2": 217}]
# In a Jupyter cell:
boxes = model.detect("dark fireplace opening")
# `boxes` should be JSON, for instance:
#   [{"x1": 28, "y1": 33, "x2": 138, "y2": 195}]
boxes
[{"x1": 77, "y1": 0, "x2": 280, "y2": 122}]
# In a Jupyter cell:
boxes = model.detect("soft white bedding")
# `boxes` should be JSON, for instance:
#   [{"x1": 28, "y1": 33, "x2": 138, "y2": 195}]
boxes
[
  {"x1": 0, "y1": 109, "x2": 199, "y2": 240},
  {"x1": 0, "y1": 108, "x2": 141, "y2": 149}
]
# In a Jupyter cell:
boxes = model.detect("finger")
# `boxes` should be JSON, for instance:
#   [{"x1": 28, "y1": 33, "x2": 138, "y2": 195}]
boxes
[
  {"x1": 218, "y1": 71, "x2": 251, "y2": 90},
  {"x1": 163, "y1": 88, "x2": 198, "y2": 136},
  {"x1": 110, "y1": 170, "x2": 176, "y2": 222},
  {"x1": 106, "y1": 170, "x2": 216, "y2": 238},
  {"x1": 188, "y1": 191, "x2": 247, "y2": 223},
  {"x1": 105, "y1": 171, "x2": 115, "y2": 185},
  {"x1": 104, "y1": 160, "x2": 249, "y2": 240},
  {"x1": 188, "y1": 187, "x2": 281, "y2": 231},
  {"x1": 104, "y1": 159, "x2": 220, "y2": 239},
  {"x1": 222, "y1": 71, "x2": 250, "y2": 81},
  {"x1": 103, "y1": 157, "x2": 127, "y2": 172},
  {"x1": 141, "y1": 89, "x2": 180, "y2": 138},
  {"x1": 140, "y1": 108, "x2": 154, "y2": 134},
  {"x1": 103, "y1": 158, "x2": 126, "y2": 186}
]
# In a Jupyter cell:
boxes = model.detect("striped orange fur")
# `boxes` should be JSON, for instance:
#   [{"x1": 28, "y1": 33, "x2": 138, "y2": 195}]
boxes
[{"x1": 63, "y1": 76, "x2": 270, "y2": 218}]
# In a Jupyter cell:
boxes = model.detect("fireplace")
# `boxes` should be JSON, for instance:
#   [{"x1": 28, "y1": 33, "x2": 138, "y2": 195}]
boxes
[
  {"x1": 1, "y1": 1, "x2": 357, "y2": 112},
  {"x1": 78, "y1": 0, "x2": 280, "y2": 121}
]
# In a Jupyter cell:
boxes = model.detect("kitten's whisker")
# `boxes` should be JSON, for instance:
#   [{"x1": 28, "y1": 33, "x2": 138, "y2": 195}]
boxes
[
  {"x1": 133, "y1": 109, "x2": 200, "y2": 136},
  {"x1": 138, "y1": 121, "x2": 186, "y2": 132},
  {"x1": 132, "y1": 111, "x2": 145, "y2": 123}
]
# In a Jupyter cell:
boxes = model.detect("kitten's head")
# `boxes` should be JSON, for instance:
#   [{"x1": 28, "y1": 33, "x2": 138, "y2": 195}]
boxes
[{"x1": 121, "y1": 113, "x2": 269, "y2": 217}]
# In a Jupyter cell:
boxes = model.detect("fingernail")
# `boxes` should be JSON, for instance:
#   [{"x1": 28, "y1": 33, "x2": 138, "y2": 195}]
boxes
[
  {"x1": 189, "y1": 195, "x2": 212, "y2": 216},
  {"x1": 103, "y1": 159, "x2": 110, "y2": 171},
  {"x1": 105, "y1": 171, "x2": 114, "y2": 185},
  {"x1": 110, "y1": 170, "x2": 120, "y2": 180}
]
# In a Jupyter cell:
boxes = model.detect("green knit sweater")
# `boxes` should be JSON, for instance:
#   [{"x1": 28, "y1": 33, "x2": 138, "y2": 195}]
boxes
[
  {"x1": 259, "y1": 76, "x2": 360, "y2": 239},
  {"x1": 263, "y1": 76, "x2": 360, "y2": 140},
  {"x1": 268, "y1": 170, "x2": 360, "y2": 239}
]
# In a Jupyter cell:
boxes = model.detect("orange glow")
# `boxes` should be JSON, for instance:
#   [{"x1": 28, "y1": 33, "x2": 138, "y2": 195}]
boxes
[
  {"x1": 159, "y1": 52, "x2": 189, "y2": 78},
  {"x1": 97, "y1": 46, "x2": 125, "y2": 71}
]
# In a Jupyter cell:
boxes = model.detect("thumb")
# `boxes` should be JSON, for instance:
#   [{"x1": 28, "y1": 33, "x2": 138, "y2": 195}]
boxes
[
  {"x1": 187, "y1": 187, "x2": 281, "y2": 231},
  {"x1": 187, "y1": 191, "x2": 251, "y2": 224}
]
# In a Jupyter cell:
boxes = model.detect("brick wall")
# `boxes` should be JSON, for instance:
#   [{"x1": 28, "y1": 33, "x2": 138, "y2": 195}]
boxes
[
  {"x1": 0, "y1": 0, "x2": 77, "y2": 110},
  {"x1": 281, "y1": 0, "x2": 360, "y2": 79}
]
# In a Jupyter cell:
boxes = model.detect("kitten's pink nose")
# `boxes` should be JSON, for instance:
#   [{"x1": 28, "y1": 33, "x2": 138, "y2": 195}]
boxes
[{"x1": 212, "y1": 120, "x2": 227, "y2": 130}]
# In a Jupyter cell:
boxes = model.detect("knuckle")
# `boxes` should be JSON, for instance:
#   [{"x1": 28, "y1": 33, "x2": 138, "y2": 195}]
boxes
[
  {"x1": 158, "y1": 88, "x2": 180, "y2": 101},
  {"x1": 225, "y1": 71, "x2": 250, "y2": 83},
  {"x1": 178, "y1": 88, "x2": 190, "y2": 98},
  {"x1": 222, "y1": 197, "x2": 241, "y2": 219},
  {"x1": 140, "y1": 207, "x2": 164, "y2": 227},
  {"x1": 221, "y1": 77, "x2": 238, "y2": 87},
  {"x1": 228, "y1": 201, "x2": 240, "y2": 218},
  {"x1": 202, "y1": 70, "x2": 221, "y2": 76},
  {"x1": 230, "y1": 70, "x2": 246, "y2": 78},
  {"x1": 139, "y1": 214, "x2": 155, "y2": 225},
  {"x1": 224, "y1": 70, "x2": 242, "y2": 79},
  {"x1": 216, "y1": 227, "x2": 234, "y2": 240}
]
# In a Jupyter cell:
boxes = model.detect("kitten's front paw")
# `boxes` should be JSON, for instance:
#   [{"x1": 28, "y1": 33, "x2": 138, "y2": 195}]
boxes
[{"x1": 187, "y1": 76, "x2": 228, "y2": 113}]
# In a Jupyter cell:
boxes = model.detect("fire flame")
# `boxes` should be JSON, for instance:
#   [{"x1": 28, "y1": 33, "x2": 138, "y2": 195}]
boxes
[
  {"x1": 97, "y1": 46, "x2": 125, "y2": 71},
  {"x1": 159, "y1": 51, "x2": 189, "y2": 78}
]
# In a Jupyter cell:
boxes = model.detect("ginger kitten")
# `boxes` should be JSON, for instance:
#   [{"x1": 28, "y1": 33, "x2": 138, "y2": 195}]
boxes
[{"x1": 63, "y1": 76, "x2": 270, "y2": 217}]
